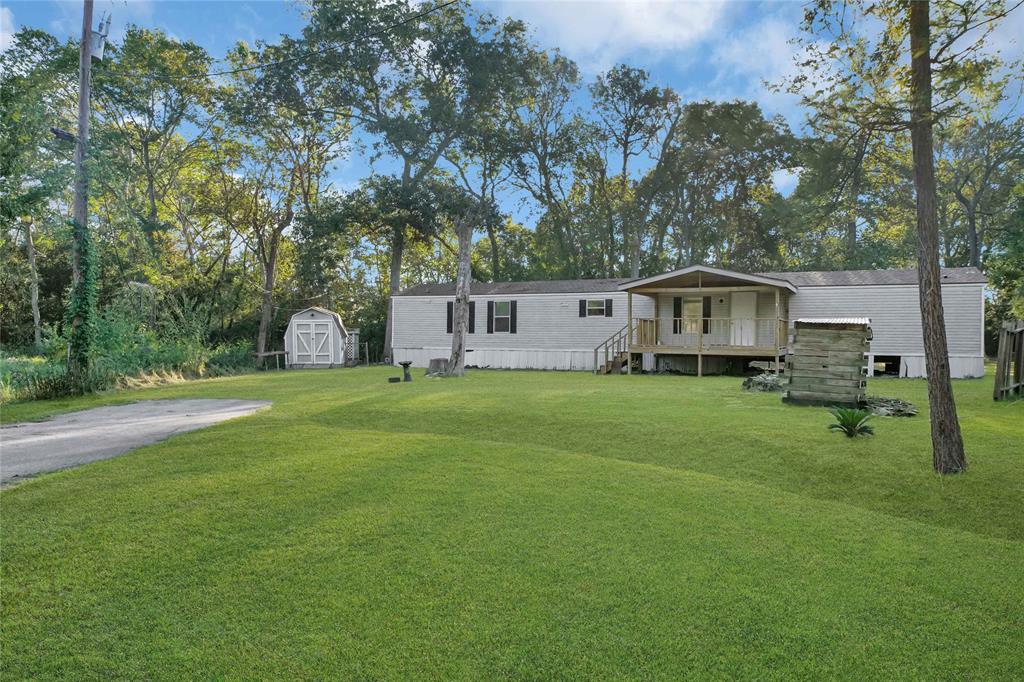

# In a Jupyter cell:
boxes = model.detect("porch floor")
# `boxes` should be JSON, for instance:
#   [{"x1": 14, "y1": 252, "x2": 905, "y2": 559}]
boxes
[{"x1": 630, "y1": 345, "x2": 786, "y2": 356}]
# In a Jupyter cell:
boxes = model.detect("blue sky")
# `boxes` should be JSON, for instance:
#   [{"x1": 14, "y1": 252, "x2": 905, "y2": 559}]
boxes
[{"x1": 4, "y1": 0, "x2": 1022, "y2": 222}]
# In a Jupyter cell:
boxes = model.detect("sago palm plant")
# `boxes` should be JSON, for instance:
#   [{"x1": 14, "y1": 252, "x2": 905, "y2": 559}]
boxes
[{"x1": 828, "y1": 407, "x2": 875, "y2": 438}]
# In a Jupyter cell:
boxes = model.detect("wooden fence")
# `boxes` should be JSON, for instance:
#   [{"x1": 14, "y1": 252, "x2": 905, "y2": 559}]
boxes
[{"x1": 993, "y1": 320, "x2": 1024, "y2": 401}]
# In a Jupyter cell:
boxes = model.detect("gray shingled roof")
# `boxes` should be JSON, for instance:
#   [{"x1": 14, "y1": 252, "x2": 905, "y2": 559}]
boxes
[
  {"x1": 395, "y1": 278, "x2": 630, "y2": 296},
  {"x1": 395, "y1": 267, "x2": 986, "y2": 296},
  {"x1": 757, "y1": 267, "x2": 986, "y2": 287}
]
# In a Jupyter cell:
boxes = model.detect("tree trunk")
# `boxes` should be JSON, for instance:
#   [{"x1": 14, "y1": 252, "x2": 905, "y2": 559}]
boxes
[
  {"x1": 909, "y1": 0, "x2": 967, "y2": 474},
  {"x1": 966, "y1": 210, "x2": 979, "y2": 268},
  {"x1": 845, "y1": 135, "x2": 867, "y2": 264},
  {"x1": 486, "y1": 222, "x2": 500, "y2": 281},
  {"x1": 446, "y1": 217, "x2": 474, "y2": 377},
  {"x1": 382, "y1": 225, "x2": 405, "y2": 362},
  {"x1": 256, "y1": 236, "x2": 279, "y2": 364},
  {"x1": 23, "y1": 217, "x2": 42, "y2": 353}
]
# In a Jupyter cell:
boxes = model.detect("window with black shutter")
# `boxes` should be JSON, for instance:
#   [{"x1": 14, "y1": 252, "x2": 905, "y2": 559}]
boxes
[
  {"x1": 673, "y1": 297, "x2": 682, "y2": 334},
  {"x1": 449, "y1": 301, "x2": 476, "y2": 333},
  {"x1": 702, "y1": 296, "x2": 712, "y2": 334},
  {"x1": 493, "y1": 300, "x2": 511, "y2": 332}
]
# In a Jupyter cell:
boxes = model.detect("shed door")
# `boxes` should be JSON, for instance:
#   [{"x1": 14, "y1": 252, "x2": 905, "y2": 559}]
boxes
[{"x1": 294, "y1": 321, "x2": 333, "y2": 365}]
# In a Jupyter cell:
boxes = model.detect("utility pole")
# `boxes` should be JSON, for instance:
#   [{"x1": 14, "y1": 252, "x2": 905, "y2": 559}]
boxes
[{"x1": 71, "y1": 0, "x2": 94, "y2": 286}]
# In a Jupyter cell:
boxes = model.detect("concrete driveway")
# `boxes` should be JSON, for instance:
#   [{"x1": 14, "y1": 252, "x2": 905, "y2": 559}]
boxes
[{"x1": 0, "y1": 399, "x2": 270, "y2": 485}]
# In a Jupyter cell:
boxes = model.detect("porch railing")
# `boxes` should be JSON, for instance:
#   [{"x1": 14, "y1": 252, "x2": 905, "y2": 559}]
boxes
[
  {"x1": 631, "y1": 317, "x2": 788, "y2": 351},
  {"x1": 594, "y1": 323, "x2": 631, "y2": 374}
]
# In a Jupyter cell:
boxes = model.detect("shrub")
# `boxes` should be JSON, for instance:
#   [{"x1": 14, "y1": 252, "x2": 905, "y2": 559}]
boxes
[
  {"x1": 828, "y1": 407, "x2": 875, "y2": 438},
  {"x1": 742, "y1": 372, "x2": 784, "y2": 392},
  {"x1": 208, "y1": 341, "x2": 255, "y2": 373}
]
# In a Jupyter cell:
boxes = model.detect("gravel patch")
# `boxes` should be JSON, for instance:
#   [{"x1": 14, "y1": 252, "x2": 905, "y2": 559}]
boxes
[{"x1": 0, "y1": 399, "x2": 270, "y2": 485}]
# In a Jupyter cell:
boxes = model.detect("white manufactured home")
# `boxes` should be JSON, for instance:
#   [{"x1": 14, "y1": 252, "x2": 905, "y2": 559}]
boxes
[{"x1": 391, "y1": 266, "x2": 986, "y2": 378}]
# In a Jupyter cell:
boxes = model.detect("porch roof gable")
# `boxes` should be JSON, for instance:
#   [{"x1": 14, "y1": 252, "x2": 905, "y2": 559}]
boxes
[{"x1": 618, "y1": 265, "x2": 798, "y2": 293}]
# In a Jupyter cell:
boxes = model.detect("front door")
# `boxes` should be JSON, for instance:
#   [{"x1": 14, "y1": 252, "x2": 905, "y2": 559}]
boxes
[{"x1": 730, "y1": 291, "x2": 757, "y2": 346}]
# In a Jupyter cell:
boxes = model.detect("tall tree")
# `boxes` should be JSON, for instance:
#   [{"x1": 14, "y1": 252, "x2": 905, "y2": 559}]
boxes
[
  {"x1": 219, "y1": 43, "x2": 349, "y2": 363},
  {"x1": 588, "y1": 64, "x2": 679, "y2": 277},
  {"x1": 939, "y1": 116, "x2": 1024, "y2": 266},
  {"x1": 909, "y1": 0, "x2": 966, "y2": 473},
  {"x1": 790, "y1": 0, "x2": 1019, "y2": 472},
  {"x1": 296, "y1": 0, "x2": 530, "y2": 360},
  {"x1": 92, "y1": 27, "x2": 214, "y2": 261}
]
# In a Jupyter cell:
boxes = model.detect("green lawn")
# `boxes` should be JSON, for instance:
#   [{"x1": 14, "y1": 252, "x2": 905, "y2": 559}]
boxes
[{"x1": 2, "y1": 368, "x2": 1022, "y2": 679}]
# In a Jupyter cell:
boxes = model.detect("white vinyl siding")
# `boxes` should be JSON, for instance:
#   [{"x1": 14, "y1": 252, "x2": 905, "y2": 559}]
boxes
[
  {"x1": 787, "y1": 283, "x2": 983, "y2": 356},
  {"x1": 392, "y1": 291, "x2": 654, "y2": 369}
]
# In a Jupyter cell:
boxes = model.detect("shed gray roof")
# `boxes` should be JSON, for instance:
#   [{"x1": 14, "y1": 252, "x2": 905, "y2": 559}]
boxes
[
  {"x1": 289, "y1": 306, "x2": 347, "y2": 336},
  {"x1": 395, "y1": 267, "x2": 986, "y2": 297},
  {"x1": 758, "y1": 267, "x2": 986, "y2": 287},
  {"x1": 395, "y1": 278, "x2": 630, "y2": 297}
]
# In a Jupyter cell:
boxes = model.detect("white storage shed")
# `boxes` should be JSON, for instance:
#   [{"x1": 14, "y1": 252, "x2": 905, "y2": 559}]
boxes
[{"x1": 285, "y1": 307, "x2": 349, "y2": 368}]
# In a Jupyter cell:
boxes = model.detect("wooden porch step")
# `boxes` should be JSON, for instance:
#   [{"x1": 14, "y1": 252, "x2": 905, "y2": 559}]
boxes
[{"x1": 599, "y1": 352, "x2": 629, "y2": 375}]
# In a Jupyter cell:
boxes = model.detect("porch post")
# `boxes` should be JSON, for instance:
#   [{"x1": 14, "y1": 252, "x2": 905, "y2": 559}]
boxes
[
  {"x1": 775, "y1": 288, "x2": 780, "y2": 371},
  {"x1": 626, "y1": 290, "x2": 633, "y2": 375}
]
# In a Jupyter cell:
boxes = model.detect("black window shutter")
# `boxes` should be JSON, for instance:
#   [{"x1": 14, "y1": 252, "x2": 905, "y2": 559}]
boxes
[
  {"x1": 446, "y1": 301, "x2": 453, "y2": 333},
  {"x1": 673, "y1": 297, "x2": 682, "y2": 334},
  {"x1": 487, "y1": 300, "x2": 494, "y2": 334},
  {"x1": 605, "y1": 298, "x2": 613, "y2": 317},
  {"x1": 579, "y1": 299, "x2": 587, "y2": 317},
  {"x1": 510, "y1": 300, "x2": 517, "y2": 334},
  {"x1": 469, "y1": 301, "x2": 475, "y2": 334},
  {"x1": 702, "y1": 296, "x2": 712, "y2": 334}
]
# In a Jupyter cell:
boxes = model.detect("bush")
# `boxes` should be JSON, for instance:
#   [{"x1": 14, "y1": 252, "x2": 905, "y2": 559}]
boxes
[
  {"x1": 742, "y1": 372, "x2": 784, "y2": 392},
  {"x1": 828, "y1": 407, "x2": 875, "y2": 438},
  {"x1": 1, "y1": 288, "x2": 258, "y2": 405},
  {"x1": 208, "y1": 341, "x2": 255, "y2": 373}
]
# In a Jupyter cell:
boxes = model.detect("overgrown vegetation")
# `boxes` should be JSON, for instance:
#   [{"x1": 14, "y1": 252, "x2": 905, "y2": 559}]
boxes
[{"x1": 0, "y1": 288, "x2": 254, "y2": 403}]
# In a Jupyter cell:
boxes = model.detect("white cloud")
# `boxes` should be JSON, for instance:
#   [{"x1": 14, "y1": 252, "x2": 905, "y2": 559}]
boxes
[
  {"x1": 1, "y1": 6, "x2": 16, "y2": 52},
  {"x1": 705, "y1": 11, "x2": 809, "y2": 126},
  {"x1": 492, "y1": 0, "x2": 726, "y2": 73}
]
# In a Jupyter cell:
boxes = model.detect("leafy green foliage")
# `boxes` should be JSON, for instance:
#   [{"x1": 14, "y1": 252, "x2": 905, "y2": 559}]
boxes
[
  {"x1": 2, "y1": 6, "x2": 1020, "y2": 370},
  {"x1": 829, "y1": 407, "x2": 876, "y2": 438},
  {"x1": 64, "y1": 221, "x2": 98, "y2": 376}
]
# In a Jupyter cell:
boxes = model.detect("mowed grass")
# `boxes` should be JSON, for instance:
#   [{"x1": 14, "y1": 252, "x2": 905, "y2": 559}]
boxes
[{"x1": 1, "y1": 368, "x2": 1022, "y2": 679}]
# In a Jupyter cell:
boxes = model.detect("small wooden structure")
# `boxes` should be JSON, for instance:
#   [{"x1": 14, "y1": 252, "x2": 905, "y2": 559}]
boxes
[
  {"x1": 784, "y1": 318, "x2": 870, "y2": 406},
  {"x1": 285, "y1": 307, "x2": 353, "y2": 369},
  {"x1": 994, "y1": 320, "x2": 1024, "y2": 401},
  {"x1": 254, "y1": 350, "x2": 287, "y2": 370}
]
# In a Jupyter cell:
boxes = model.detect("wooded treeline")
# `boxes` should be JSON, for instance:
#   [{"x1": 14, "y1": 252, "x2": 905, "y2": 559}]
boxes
[{"x1": 2, "y1": 0, "x2": 1021, "y2": 364}]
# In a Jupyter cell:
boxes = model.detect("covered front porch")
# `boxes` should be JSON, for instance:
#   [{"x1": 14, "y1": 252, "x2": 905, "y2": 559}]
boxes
[{"x1": 616, "y1": 266, "x2": 795, "y2": 375}]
